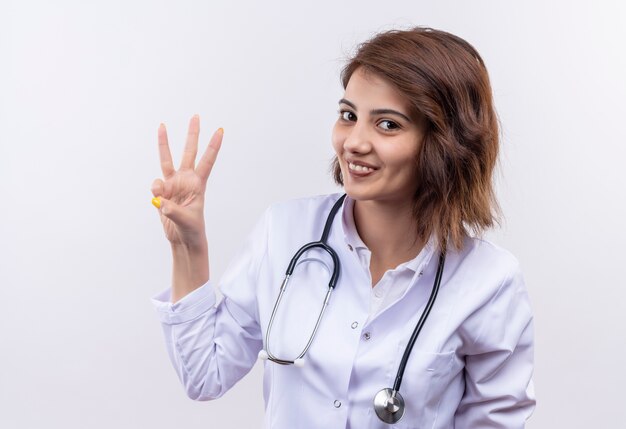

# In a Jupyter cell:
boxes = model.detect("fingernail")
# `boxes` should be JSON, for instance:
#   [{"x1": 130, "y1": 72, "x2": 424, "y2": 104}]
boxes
[
  {"x1": 218, "y1": 127, "x2": 224, "y2": 135},
  {"x1": 152, "y1": 197, "x2": 161, "y2": 209}
]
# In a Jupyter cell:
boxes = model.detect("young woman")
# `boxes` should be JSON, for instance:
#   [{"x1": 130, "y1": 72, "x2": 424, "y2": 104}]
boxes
[{"x1": 150, "y1": 27, "x2": 535, "y2": 428}]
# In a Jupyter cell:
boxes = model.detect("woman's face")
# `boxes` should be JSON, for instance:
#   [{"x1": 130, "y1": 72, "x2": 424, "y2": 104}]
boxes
[{"x1": 332, "y1": 67, "x2": 427, "y2": 205}]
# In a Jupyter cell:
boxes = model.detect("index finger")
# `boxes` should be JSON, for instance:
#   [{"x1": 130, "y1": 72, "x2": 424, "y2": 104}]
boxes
[
  {"x1": 158, "y1": 123, "x2": 175, "y2": 178},
  {"x1": 196, "y1": 128, "x2": 224, "y2": 182}
]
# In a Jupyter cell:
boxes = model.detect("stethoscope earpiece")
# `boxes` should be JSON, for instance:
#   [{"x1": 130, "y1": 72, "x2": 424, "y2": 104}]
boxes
[{"x1": 258, "y1": 349, "x2": 305, "y2": 367}]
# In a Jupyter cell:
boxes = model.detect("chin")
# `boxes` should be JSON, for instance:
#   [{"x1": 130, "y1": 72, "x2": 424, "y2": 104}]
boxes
[
  {"x1": 342, "y1": 185, "x2": 379, "y2": 202},
  {"x1": 343, "y1": 183, "x2": 414, "y2": 206}
]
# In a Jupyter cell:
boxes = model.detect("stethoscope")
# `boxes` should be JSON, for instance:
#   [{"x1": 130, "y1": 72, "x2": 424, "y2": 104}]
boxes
[{"x1": 257, "y1": 194, "x2": 446, "y2": 424}]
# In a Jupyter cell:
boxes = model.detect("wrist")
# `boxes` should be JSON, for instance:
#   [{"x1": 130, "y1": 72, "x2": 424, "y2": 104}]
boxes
[
  {"x1": 170, "y1": 240, "x2": 210, "y2": 303},
  {"x1": 170, "y1": 238, "x2": 208, "y2": 255}
]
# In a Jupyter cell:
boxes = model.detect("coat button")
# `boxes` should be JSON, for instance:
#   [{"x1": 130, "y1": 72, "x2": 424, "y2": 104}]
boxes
[
  {"x1": 363, "y1": 332, "x2": 371, "y2": 340},
  {"x1": 334, "y1": 400, "x2": 342, "y2": 408},
  {"x1": 351, "y1": 321, "x2": 358, "y2": 329}
]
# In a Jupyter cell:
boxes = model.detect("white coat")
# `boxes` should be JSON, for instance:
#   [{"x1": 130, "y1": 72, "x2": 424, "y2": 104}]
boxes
[{"x1": 151, "y1": 193, "x2": 535, "y2": 428}]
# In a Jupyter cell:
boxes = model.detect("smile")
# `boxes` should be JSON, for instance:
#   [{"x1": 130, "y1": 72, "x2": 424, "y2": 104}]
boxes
[{"x1": 348, "y1": 162, "x2": 375, "y2": 173}]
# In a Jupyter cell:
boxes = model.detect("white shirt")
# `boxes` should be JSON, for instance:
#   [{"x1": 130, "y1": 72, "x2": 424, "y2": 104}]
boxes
[
  {"x1": 151, "y1": 193, "x2": 535, "y2": 429},
  {"x1": 341, "y1": 196, "x2": 430, "y2": 320}
]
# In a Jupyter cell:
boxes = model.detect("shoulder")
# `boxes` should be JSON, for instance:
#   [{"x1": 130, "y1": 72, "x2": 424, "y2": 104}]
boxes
[
  {"x1": 444, "y1": 235, "x2": 529, "y2": 320},
  {"x1": 265, "y1": 192, "x2": 345, "y2": 225},
  {"x1": 447, "y1": 237, "x2": 533, "y2": 352},
  {"x1": 452, "y1": 236, "x2": 522, "y2": 285}
]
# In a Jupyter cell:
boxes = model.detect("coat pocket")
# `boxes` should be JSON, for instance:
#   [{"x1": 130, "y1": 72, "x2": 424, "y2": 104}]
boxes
[{"x1": 390, "y1": 347, "x2": 456, "y2": 428}]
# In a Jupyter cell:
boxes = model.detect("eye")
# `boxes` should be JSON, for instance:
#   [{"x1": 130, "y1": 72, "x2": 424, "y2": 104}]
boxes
[
  {"x1": 378, "y1": 120, "x2": 400, "y2": 132},
  {"x1": 338, "y1": 109, "x2": 356, "y2": 122}
]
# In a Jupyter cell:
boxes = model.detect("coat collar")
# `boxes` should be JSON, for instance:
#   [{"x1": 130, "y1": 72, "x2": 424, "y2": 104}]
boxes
[{"x1": 338, "y1": 194, "x2": 437, "y2": 274}]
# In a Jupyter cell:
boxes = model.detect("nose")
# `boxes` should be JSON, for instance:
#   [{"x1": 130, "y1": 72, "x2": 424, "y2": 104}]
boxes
[{"x1": 343, "y1": 121, "x2": 373, "y2": 154}]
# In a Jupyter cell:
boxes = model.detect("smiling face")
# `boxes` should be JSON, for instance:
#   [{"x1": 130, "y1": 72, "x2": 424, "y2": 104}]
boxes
[{"x1": 332, "y1": 67, "x2": 427, "y2": 205}]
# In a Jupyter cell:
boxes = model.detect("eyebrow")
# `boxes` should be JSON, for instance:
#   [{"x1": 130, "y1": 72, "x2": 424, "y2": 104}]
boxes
[{"x1": 338, "y1": 98, "x2": 411, "y2": 122}]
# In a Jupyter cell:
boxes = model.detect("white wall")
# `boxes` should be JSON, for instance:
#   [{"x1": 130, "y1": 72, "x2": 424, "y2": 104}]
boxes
[{"x1": 1, "y1": 1, "x2": 624, "y2": 427}]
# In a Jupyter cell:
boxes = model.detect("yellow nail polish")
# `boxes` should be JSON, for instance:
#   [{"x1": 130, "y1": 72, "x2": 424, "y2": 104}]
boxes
[
  {"x1": 218, "y1": 127, "x2": 224, "y2": 134},
  {"x1": 152, "y1": 197, "x2": 161, "y2": 209}
]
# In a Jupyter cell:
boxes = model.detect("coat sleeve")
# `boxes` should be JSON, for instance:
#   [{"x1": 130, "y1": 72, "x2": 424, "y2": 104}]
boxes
[
  {"x1": 454, "y1": 261, "x2": 536, "y2": 428},
  {"x1": 150, "y1": 206, "x2": 271, "y2": 401}
]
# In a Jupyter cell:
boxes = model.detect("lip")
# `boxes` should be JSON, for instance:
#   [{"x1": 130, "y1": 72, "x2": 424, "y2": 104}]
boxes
[{"x1": 348, "y1": 167, "x2": 375, "y2": 178}]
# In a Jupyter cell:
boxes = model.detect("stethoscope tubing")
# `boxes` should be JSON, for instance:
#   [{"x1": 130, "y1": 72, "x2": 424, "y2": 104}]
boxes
[
  {"x1": 260, "y1": 193, "x2": 447, "y2": 425},
  {"x1": 263, "y1": 194, "x2": 347, "y2": 365},
  {"x1": 285, "y1": 241, "x2": 341, "y2": 288},
  {"x1": 392, "y1": 249, "x2": 446, "y2": 392}
]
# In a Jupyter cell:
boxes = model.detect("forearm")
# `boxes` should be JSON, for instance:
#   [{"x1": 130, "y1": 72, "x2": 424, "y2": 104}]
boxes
[
  {"x1": 154, "y1": 231, "x2": 262, "y2": 401},
  {"x1": 152, "y1": 285, "x2": 261, "y2": 401},
  {"x1": 170, "y1": 239, "x2": 209, "y2": 304}
]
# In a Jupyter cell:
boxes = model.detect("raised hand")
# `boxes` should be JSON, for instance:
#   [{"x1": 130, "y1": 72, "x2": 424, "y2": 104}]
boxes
[{"x1": 151, "y1": 114, "x2": 223, "y2": 250}]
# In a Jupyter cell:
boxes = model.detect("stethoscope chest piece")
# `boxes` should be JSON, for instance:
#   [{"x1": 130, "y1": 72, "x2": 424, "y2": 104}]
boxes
[{"x1": 374, "y1": 388, "x2": 405, "y2": 424}]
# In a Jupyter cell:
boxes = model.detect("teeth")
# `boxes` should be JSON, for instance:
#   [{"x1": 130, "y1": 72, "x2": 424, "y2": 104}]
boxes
[{"x1": 349, "y1": 162, "x2": 373, "y2": 172}]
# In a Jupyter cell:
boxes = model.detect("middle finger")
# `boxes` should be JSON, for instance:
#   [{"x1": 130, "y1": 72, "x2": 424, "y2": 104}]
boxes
[{"x1": 180, "y1": 114, "x2": 200, "y2": 170}]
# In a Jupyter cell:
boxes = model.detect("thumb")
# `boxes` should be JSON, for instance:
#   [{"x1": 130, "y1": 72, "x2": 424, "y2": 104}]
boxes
[{"x1": 152, "y1": 196, "x2": 192, "y2": 227}]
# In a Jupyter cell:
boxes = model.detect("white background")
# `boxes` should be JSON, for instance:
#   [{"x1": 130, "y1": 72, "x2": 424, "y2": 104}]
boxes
[{"x1": 1, "y1": 1, "x2": 624, "y2": 428}]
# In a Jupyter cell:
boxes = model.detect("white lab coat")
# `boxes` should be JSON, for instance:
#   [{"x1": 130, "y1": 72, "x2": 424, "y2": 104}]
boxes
[{"x1": 151, "y1": 193, "x2": 535, "y2": 429}]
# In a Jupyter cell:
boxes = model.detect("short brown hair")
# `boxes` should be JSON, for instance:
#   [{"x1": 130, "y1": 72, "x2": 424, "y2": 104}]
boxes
[{"x1": 332, "y1": 26, "x2": 501, "y2": 252}]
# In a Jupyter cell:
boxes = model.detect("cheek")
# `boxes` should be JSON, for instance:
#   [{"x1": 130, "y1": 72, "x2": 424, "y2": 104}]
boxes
[
  {"x1": 331, "y1": 122, "x2": 345, "y2": 154},
  {"x1": 382, "y1": 148, "x2": 419, "y2": 177}
]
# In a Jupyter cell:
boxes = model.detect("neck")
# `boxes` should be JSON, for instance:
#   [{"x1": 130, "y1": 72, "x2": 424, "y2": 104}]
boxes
[{"x1": 352, "y1": 198, "x2": 424, "y2": 261}]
